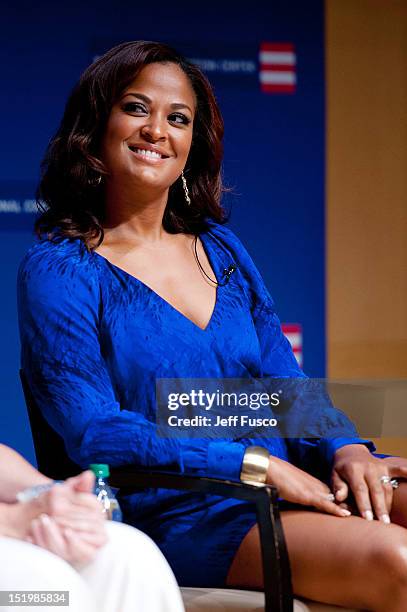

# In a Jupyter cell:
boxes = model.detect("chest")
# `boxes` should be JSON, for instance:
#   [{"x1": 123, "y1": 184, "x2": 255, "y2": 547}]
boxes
[
  {"x1": 96, "y1": 237, "x2": 217, "y2": 331},
  {"x1": 97, "y1": 255, "x2": 263, "y2": 386}
]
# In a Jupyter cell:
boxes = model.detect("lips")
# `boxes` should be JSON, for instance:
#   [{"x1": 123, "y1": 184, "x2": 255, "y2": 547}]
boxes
[{"x1": 127, "y1": 144, "x2": 170, "y2": 160}]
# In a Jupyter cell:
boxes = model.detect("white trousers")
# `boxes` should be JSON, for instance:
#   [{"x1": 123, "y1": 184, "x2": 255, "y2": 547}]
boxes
[{"x1": 0, "y1": 521, "x2": 185, "y2": 612}]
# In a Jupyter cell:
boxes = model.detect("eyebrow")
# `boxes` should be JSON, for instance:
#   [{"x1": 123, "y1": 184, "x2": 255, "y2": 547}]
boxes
[{"x1": 123, "y1": 92, "x2": 193, "y2": 114}]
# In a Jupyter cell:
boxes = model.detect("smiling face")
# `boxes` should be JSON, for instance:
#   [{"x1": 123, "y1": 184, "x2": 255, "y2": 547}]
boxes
[{"x1": 100, "y1": 62, "x2": 196, "y2": 197}]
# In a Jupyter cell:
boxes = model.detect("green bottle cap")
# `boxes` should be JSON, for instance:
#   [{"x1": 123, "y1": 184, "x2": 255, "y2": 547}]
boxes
[{"x1": 89, "y1": 464, "x2": 110, "y2": 478}]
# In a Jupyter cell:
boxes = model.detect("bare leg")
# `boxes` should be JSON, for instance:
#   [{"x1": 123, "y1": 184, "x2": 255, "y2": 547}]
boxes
[
  {"x1": 391, "y1": 486, "x2": 407, "y2": 528},
  {"x1": 226, "y1": 510, "x2": 407, "y2": 612},
  {"x1": 382, "y1": 461, "x2": 407, "y2": 528}
]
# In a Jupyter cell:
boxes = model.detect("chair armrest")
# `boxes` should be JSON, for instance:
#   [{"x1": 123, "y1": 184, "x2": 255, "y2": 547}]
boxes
[{"x1": 110, "y1": 468, "x2": 293, "y2": 612}]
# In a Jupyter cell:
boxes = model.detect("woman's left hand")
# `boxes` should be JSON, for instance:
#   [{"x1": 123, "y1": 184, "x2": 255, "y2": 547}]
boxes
[{"x1": 331, "y1": 444, "x2": 407, "y2": 523}]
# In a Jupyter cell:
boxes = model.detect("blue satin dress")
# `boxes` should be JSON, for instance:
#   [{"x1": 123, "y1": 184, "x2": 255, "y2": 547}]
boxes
[{"x1": 17, "y1": 219, "x2": 374, "y2": 587}]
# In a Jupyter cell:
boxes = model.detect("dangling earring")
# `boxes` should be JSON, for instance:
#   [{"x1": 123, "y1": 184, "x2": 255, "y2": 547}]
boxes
[
  {"x1": 181, "y1": 170, "x2": 191, "y2": 206},
  {"x1": 88, "y1": 173, "x2": 103, "y2": 187}
]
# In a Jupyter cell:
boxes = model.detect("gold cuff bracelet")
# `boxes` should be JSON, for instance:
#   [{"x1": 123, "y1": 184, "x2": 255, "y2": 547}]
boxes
[{"x1": 240, "y1": 445, "x2": 270, "y2": 487}]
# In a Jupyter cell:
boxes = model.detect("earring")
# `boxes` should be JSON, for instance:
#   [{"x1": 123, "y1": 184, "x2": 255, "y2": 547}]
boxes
[
  {"x1": 88, "y1": 174, "x2": 103, "y2": 187},
  {"x1": 181, "y1": 170, "x2": 191, "y2": 206}
]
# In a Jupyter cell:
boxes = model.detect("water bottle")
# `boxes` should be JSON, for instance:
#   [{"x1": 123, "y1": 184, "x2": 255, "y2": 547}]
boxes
[{"x1": 90, "y1": 464, "x2": 123, "y2": 522}]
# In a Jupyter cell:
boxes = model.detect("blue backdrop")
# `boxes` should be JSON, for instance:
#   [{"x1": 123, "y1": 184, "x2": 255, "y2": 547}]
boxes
[{"x1": 0, "y1": 0, "x2": 325, "y2": 463}]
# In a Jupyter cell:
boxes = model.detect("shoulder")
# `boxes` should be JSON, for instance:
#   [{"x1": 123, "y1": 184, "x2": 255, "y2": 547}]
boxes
[
  {"x1": 204, "y1": 218, "x2": 243, "y2": 246},
  {"x1": 203, "y1": 218, "x2": 253, "y2": 263},
  {"x1": 18, "y1": 237, "x2": 100, "y2": 304},
  {"x1": 204, "y1": 218, "x2": 261, "y2": 278},
  {"x1": 204, "y1": 218, "x2": 274, "y2": 307},
  {"x1": 19, "y1": 237, "x2": 97, "y2": 280}
]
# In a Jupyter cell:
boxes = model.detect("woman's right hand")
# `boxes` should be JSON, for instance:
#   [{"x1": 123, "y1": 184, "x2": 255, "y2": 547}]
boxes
[{"x1": 267, "y1": 456, "x2": 351, "y2": 517}]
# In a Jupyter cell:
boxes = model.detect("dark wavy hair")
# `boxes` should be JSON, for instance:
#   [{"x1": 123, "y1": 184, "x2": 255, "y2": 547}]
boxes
[{"x1": 36, "y1": 41, "x2": 227, "y2": 247}]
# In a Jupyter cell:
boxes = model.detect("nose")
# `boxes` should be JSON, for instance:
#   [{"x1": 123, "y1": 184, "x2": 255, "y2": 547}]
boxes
[{"x1": 140, "y1": 113, "x2": 167, "y2": 142}]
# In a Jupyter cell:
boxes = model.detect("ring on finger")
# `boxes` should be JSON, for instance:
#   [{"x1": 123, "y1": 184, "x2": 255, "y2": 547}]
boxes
[
  {"x1": 380, "y1": 475, "x2": 392, "y2": 486},
  {"x1": 380, "y1": 475, "x2": 399, "y2": 489},
  {"x1": 390, "y1": 478, "x2": 399, "y2": 489},
  {"x1": 326, "y1": 493, "x2": 335, "y2": 502}
]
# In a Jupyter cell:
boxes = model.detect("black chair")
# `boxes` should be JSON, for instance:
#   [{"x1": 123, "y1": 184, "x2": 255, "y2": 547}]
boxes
[
  {"x1": 20, "y1": 370, "x2": 294, "y2": 612},
  {"x1": 20, "y1": 371, "x2": 81, "y2": 480}
]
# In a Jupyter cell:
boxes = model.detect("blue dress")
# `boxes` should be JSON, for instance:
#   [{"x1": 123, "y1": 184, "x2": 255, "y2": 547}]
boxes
[{"x1": 17, "y1": 219, "x2": 374, "y2": 587}]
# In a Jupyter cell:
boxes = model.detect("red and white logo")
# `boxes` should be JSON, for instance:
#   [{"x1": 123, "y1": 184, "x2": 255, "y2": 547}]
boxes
[
  {"x1": 282, "y1": 323, "x2": 303, "y2": 367},
  {"x1": 259, "y1": 43, "x2": 297, "y2": 94}
]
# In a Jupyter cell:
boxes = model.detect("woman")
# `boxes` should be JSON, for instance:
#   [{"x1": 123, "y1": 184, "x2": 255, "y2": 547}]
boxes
[
  {"x1": 0, "y1": 444, "x2": 184, "y2": 612},
  {"x1": 17, "y1": 41, "x2": 407, "y2": 611}
]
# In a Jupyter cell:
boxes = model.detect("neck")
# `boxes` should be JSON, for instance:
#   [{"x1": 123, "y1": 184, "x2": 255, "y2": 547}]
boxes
[{"x1": 103, "y1": 180, "x2": 169, "y2": 244}]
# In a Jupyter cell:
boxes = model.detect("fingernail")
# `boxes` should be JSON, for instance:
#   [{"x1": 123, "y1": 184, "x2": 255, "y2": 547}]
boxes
[
  {"x1": 341, "y1": 509, "x2": 351, "y2": 516},
  {"x1": 364, "y1": 510, "x2": 374, "y2": 521},
  {"x1": 39, "y1": 513, "x2": 51, "y2": 524},
  {"x1": 381, "y1": 514, "x2": 391, "y2": 524}
]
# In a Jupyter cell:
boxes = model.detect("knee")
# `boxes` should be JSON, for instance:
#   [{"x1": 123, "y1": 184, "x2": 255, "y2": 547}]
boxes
[
  {"x1": 370, "y1": 533, "x2": 407, "y2": 603},
  {"x1": 97, "y1": 522, "x2": 182, "y2": 599},
  {"x1": 105, "y1": 521, "x2": 161, "y2": 558},
  {"x1": 103, "y1": 522, "x2": 176, "y2": 576}
]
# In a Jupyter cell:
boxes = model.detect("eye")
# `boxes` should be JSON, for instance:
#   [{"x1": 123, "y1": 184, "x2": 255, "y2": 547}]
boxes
[
  {"x1": 122, "y1": 102, "x2": 147, "y2": 114},
  {"x1": 169, "y1": 113, "x2": 191, "y2": 126}
]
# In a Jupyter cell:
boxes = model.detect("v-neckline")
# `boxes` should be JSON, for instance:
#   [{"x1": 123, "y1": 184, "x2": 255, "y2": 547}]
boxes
[{"x1": 93, "y1": 230, "x2": 220, "y2": 333}]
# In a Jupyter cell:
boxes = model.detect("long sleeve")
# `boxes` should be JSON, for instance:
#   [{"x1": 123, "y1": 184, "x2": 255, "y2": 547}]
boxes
[
  {"x1": 17, "y1": 239, "x2": 246, "y2": 480},
  {"x1": 252, "y1": 294, "x2": 375, "y2": 470},
  {"x1": 210, "y1": 222, "x2": 375, "y2": 471}
]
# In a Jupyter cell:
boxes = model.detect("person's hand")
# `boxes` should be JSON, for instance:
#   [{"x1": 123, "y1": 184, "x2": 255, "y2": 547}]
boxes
[
  {"x1": 266, "y1": 456, "x2": 351, "y2": 517},
  {"x1": 26, "y1": 471, "x2": 107, "y2": 566},
  {"x1": 332, "y1": 445, "x2": 407, "y2": 523},
  {"x1": 37, "y1": 471, "x2": 106, "y2": 531},
  {"x1": 27, "y1": 511, "x2": 107, "y2": 567},
  {"x1": 381, "y1": 455, "x2": 407, "y2": 472}
]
